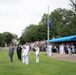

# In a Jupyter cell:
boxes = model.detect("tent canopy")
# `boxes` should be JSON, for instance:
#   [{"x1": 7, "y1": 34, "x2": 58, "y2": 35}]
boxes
[{"x1": 48, "y1": 35, "x2": 76, "y2": 43}]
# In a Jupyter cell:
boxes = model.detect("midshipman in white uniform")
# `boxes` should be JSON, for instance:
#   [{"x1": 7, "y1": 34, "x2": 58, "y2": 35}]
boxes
[
  {"x1": 22, "y1": 45, "x2": 26, "y2": 63},
  {"x1": 35, "y1": 45, "x2": 40, "y2": 63},
  {"x1": 71, "y1": 44, "x2": 75, "y2": 53},
  {"x1": 25, "y1": 43, "x2": 30, "y2": 65},
  {"x1": 59, "y1": 44, "x2": 65, "y2": 54},
  {"x1": 22, "y1": 43, "x2": 30, "y2": 65},
  {"x1": 47, "y1": 44, "x2": 52, "y2": 56},
  {"x1": 67, "y1": 44, "x2": 72, "y2": 55}
]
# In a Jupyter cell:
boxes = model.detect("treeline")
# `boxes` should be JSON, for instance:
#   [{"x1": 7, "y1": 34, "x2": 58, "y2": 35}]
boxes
[
  {"x1": 0, "y1": 0, "x2": 76, "y2": 46},
  {"x1": 0, "y1": 32, "x2": 18, "y2": 47},
  {"x1": 20, "y1": 0, "x2": 76, "y2": 44}
]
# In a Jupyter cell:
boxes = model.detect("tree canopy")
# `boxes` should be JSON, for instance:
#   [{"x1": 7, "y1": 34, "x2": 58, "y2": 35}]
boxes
[
  {"x1": 0, "y1": 32, "x2": 18, "y2": 46},
  {"x1": 20, "y1": 0, "x2": 76, "y2": 44},
  {"x1": 0, "y1": 0, "x2": 75, "y2": 45}
]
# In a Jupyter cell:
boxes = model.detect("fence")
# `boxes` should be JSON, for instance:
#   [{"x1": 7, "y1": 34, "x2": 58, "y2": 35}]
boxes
[{"x1": 0, "y1": 47, "x2": 9, "y2": 50}]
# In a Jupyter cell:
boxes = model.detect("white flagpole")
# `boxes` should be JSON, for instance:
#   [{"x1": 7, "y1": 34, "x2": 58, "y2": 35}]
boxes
[
  {"x1": 47, "y1": 6, "x2": 50, "y2": 55},
  {"x1": 47, "y1": 6, "x2": 49, "y2": 44}
]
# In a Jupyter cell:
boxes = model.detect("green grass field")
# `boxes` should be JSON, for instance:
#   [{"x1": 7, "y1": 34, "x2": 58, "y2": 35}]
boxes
[{"x1": 0, "y1": 50, "x2": 76, "y2": 75}]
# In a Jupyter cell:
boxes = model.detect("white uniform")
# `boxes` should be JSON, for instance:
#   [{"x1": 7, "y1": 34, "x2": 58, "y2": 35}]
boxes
[
  {"x1": 59, "y1": 44, "x2": 65, "y2": 54},
  {"x1": 67, "y1": 45, "x2": 72, "y2": 55},
  {"x1": 35, "y1": 46, "x2": 39, "y2": 63},
  {"x1": 22, "y1": 44, "x2": 29, "y2": 65},
  {"x1": 47, "y1": 44, "x2": 52, "y2": 56},
  {"x1": 25, "y1": 45, "x2": 29, "y2": 65},
  {"x1": 71, "y1": 45, "x2": 75, "y2": 53},
  {"x1": 22, "y1": 47, "x2": 26, "y2": 63}
]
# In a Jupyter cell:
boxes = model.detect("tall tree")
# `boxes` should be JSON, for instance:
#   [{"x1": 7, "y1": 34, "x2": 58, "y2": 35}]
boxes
[
  {"x1": 20, "y1": 6, "x2": 76, "y2": 43},
  {"x1": 0, "y1": 33, "x2": 3, "y2": 46},
  {"x1": 21, "y1": 24, "x2": 39, "y2": 43},
  {"x1": 50, "y1": 8, "x2": 75, "y2": 37},
  {"x1": 69, "y1": 0, "x2": 76, "y2": 35},
  {"x1": 70, "y1": 0, "x2": 76, "y2": 13},
  {"x1": 2, "y1": 32, "x2": 14, "y2": 46}
]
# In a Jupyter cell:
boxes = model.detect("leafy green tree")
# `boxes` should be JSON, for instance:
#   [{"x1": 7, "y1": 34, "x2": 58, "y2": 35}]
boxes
[
  {"x1": 0, "y1": 33, "x2": 3, "y2": 46},
  {"x1": 70, "y1": 0, "x2": 76, "y2": 30},
  {"x1": 20, "y1": 3, "x2": 76, "y2": 43},
  {"x1": 50, "y1": 8, "x2": 75, "y2": 37},
  {"x1": 19, "y1": 36, "x2": 26, "y2": 44},
  {"x1": 70, "y1": 0, "x2": 76, "y2": 13},
  {"x1": 2, "y1": 32, "x2": 14, "y2": 46},
  {"x1": 21, "y1": 24, "x2": 39, "y2": 43}
]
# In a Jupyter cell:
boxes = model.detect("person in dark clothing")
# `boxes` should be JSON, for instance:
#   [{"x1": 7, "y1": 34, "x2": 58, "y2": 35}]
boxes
[
  {"x1": 16, "y1": 44, "x2": 22, "y2": 60},
  {"x1": 8, "y1": 44, "x2": 15, "y2": 62}
]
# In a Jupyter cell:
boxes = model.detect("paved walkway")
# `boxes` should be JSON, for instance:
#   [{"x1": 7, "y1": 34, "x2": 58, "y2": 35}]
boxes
[
  {"x1": 42, "y1": 52, "x2": 76, "y2": 62},
  {"x1": 51, "y1": 53, "x2": 76, "y2": 62}
]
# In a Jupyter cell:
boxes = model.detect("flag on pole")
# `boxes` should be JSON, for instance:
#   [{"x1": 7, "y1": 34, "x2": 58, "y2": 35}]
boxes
[{"x1": 48, "y1": 19, "x2": 52, "y2": 28}]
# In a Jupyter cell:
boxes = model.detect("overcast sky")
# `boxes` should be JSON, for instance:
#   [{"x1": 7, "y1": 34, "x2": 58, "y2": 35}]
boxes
[{"x1": 0, "y1": 0, "x2": 71, "y2": 37}]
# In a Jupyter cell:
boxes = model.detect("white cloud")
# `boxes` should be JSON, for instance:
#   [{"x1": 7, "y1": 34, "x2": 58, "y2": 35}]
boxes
[{"x1": 0, "y1": 0, "x2": 71, "y2": 37}]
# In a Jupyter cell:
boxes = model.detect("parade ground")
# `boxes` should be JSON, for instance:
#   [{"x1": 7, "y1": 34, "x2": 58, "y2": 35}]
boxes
[
  {"x1": 51, "y1": 53, "x2": 76, "y2": 62},
  {"x1": 42, "y1": 52, "x2": 76, "y2": 62},
  {"x1": 0, "y1": 50, "x2": 76, "y2": 75}
]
